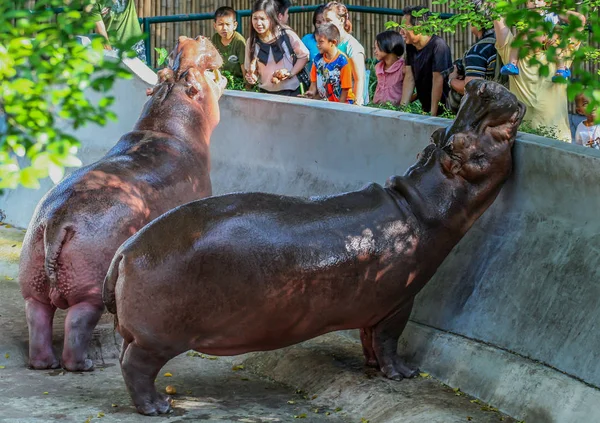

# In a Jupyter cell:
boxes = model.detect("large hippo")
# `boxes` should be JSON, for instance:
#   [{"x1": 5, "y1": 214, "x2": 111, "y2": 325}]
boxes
[
  {"x1": 103, "y1": 80, "x2": 525, "y2": 415},
  {"x1": 19, "y1": 36, "x2": 226, "y2": 372}
]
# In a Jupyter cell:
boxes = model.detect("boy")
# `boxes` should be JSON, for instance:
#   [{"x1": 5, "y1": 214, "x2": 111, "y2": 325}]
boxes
[
  {"x1": 305, "y1": 23, "x2": 355, "y2": 104},
  {"x1": 211, "y1": 6, "x2": 246, "y2": 78},
  {"x1": 574, "y1": 93, "x2": 600, "y2": 149}
]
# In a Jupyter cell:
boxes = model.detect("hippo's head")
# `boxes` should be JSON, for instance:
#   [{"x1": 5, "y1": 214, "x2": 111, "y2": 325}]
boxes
[
  {"x1": 142, "y1": 36, "x2": 227, "y2": 135},
  {"x1": 148, "y1": 36, "x2": 227, "y2": 102},
  {"x1": 441, "y1": 79, "x2": 526, "y2": 144},
  {"x1": 387, "y1": 80, "x2": 525, "y2": 231}
]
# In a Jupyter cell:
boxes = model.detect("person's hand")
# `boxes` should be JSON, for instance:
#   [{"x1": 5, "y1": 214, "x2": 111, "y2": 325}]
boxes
[
  {"x1": 101, "y1": 7, "x2": 110, "y2": 16},
  {"x1": 300, "y1": 90, "x2": 317, "y2": 99},
  {"x1": 272, "y1": 68, "x2": 291, "y2": 83},
  {"x1": 245, "y1": 70, "x2": 258, "y2": 85}
]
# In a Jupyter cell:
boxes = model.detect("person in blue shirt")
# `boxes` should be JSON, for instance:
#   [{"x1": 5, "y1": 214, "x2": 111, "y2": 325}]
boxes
[{"x1": 301, "y1": 5, "x2": 327, "y2": 72}]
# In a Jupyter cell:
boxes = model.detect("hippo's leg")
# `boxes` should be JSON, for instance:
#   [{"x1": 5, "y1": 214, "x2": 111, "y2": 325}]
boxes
[
  {"x1": 61, "y1": 301, "x2": 104, "y2": 371},
  {"x1": 359, "y1": 328, "x2": 379, "y2": 368},
  {"x1": 120, "y1": 342, "x2": 176, "y2": 416},
  {"x1": 25, "y1": 298, "x2": 60, "y2": 369},
  {"x1": 371, "y1": 300, "x2": 419, "y2": 380}
]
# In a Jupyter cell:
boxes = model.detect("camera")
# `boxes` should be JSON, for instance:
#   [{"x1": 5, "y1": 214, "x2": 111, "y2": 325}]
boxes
[{"x1": 441, "y1": 59, "x2": 465, "y2": 80}]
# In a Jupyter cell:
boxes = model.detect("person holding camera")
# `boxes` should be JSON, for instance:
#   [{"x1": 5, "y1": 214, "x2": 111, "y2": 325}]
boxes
[{"x1": 446, "y1": 23, "x2": 505, "y2": 113}]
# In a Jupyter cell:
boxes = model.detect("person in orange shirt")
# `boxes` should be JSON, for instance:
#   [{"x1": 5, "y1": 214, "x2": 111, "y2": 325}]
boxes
[{"x1": 304, "y1": 23, "x2": 355, "y2": 104}]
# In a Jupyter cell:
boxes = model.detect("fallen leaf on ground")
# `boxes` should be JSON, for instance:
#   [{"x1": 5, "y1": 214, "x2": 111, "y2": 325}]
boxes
[
  {"x1": 164, "y1": 372, "x2": 173, "y2": 377},
  {"x1": 419, "y1": 372, "x2": 430, "y2": 378},
  {"x1": 0, "y1": 365, "x2": 5, "y2": 369},
  {"x1": 111, "y1": 404, "x2": 118, "y2": 407},
  {"x1": 5, "y1": 277, "x2": 13, "y2": 281},
  {"x1": 43, "y1": 392, "x2": 48, "y2": 395},
  {"x1": 166, "y1": 385, "x2": 176, "y2": 395},
  {"x1": 335, "y1": 407, "x2": 342, "y2": 412},
  {"x1": 97, "y1": 412, "x2": 105, "y2": 417},
  {"x1": 311, "y1": 394, "x2": 318, "y2": 400},
  {"x1": 361, "y1": 419, "x2": 370, "y2": 423},
  {"x1": 294, "y1": 414, "x2": 307, "y2": 419},
  {"x1": 232, "y1": 365, "x2": 245, "y2": 371},
  {"x1": 287, "y1": 400, "x2": 296, "y2": 405}
]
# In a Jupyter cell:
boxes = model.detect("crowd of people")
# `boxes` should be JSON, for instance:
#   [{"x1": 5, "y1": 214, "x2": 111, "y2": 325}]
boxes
[{"x1": 90, "y1": 0, "x2": 599, "y2": 149}]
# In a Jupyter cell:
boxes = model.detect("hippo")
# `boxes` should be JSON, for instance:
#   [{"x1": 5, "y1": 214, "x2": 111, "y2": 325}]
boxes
[
  {"x1": 103, "y1": 80, "x2": 525, "y2": 415},
  {"x1": 19, "y1": 35, "x2": 226, "y2": 372}
]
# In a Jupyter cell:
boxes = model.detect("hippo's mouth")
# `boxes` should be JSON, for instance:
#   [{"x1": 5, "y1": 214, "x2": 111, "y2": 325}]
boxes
[{"x1": 204, "y1": 68, "x2": 227, "y2": 98}]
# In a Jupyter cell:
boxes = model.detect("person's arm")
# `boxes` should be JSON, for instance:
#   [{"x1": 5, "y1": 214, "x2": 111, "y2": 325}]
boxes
[
  {"x1": 94, "y1": 20, "x2": 112, "y2": 50},
  {"x1": 350, "y1": 53, "x2": 366, "y2": 105},
  {"x1": 430, "y1": 72, "x2": 444, "y2": 116},
  {"x1": 340, "y1": 88, "x2": 349, "y2": 104},
  {"x1": 339, "y1": 60, "x2": 354, "y2": 104},
  {"x1": 493, "y1": 17, "x2": 511, "y2": 49},
  {"x1": 430, "y1": 38, "x2": 452, "y2": 116},
  {"x1": 401, "y1": 66, "x2": 416, "y2": 105},
  {"x1": 244, "y1": 41, "x2": 258, "y2": 84},
  {"x1": 281, "y1": 30, "x2": 309, "y2": 80},
  {"x1": 559, "y1": 10, "x2": 586, "y2": 28},
  {"x1": 304, "y1": 64, "x2": 318, "y2": 98}
]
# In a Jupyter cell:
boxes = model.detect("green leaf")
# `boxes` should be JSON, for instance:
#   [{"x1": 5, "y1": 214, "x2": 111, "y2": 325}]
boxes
[{"x1": 19, "y1": 167, "x2": 41, "y2": 189}]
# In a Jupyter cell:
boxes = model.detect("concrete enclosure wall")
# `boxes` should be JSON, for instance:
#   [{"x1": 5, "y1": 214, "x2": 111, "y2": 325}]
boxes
[{"x1": 2, "y1": 65, "x2": 600, "y2": 423}]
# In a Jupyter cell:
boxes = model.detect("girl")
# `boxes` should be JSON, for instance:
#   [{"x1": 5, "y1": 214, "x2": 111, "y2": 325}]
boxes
[
  {"x1": 373, "y1": 30, "x2": 405, "y2": 106},
  {"x1": 301, "y1": 5, "x2": 327, "y2": 72},
  {"x1": 323, "y1": 1, "x2": 367, "y2": 105},
  {"x1": 244, "y1": 0, "x2": 309, "y2": 96}
]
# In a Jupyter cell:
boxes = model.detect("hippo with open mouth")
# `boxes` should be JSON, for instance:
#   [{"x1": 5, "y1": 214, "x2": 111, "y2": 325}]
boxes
[
  {"x1": 103, "y1": 80, "x2": 525, "y2": 415},
  {"x1": 19, "y1": 36, "x2": 226, "y2": 372}
]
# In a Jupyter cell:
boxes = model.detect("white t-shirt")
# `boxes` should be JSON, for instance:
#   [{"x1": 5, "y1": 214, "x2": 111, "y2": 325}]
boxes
[{"x1": 574, "y1": 122, "x2": 600, "y2": 149}]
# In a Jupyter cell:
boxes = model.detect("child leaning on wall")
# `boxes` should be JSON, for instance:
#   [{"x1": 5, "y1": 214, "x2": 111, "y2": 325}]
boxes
[
  {"x1": 303, "y1": 23, "x2": 355, "y2": 104},
  {"x1": 211, "y1": 6, "x2": 246, "y2": 78},
  {"x1": 574, "y1": 93, "x2": 600, "y2": 149},
  {"x1": 372, "y1": 30, "x2": 405, "y2": 106}
]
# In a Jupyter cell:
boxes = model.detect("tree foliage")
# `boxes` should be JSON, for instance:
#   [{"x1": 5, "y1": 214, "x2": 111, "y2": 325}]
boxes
[{"x1": 0, "y1": 0, "x2": 141, "y2": 190}]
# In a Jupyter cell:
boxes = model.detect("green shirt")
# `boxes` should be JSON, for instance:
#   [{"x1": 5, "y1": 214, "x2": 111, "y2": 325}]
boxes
[
  {"x1": 89, "y1": 0, "x2": 142, "y2": 43},
  {"x1": 211, "y1": 31, "x2": 246, "y2": 78}
]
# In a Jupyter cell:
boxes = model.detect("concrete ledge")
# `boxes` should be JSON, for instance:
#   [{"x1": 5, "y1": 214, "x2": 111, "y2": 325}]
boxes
[
  {"x1": 397, "y1": 322, "x2": 600, "y2": 423},
  {"x1": 241, "y1": 333, "x2": 517, "y2": 423}
]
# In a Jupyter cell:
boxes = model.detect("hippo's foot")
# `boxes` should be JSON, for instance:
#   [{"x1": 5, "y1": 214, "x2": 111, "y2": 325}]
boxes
[
  {"x1": 63, "y1": 358, "x2": 94, "y2": 372},
  {"x1": 380, "y1": 357, "x2": 419, "y2": 381},
  {"x1": 61, "y1": 301, "x2": 104, "y2": 373},
  {"x1": 120, "y1": 342, "x2": 180, "y2": 416},
  {"x1": 25, "y1": 298, "x2": 59, "y2": 370},
  {"x1": 135, "y1": 393, "x2": 173, "y2": 416},
  {"x1": 29, "y1": 355, "x2": 61, "y2": 370}
]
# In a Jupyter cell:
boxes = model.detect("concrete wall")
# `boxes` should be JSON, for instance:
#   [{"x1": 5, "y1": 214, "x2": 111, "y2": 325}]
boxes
[{"x1": 2, "y1": 65, "x2": 600, "y2": 423}]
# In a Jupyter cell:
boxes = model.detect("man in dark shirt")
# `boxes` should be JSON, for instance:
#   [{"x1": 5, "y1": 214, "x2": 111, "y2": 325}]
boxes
[{"x1": 400, "y1": 5, "x2": 452, "y2": 116}]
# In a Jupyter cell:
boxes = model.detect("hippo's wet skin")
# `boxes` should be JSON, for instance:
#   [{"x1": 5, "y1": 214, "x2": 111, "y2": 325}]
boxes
[
  {"x1": 19, "y1": 36, "x2": 226, "y2": 373},
  {"x1": 103, "y1": 80, "x2": 525, "y2": 415}
]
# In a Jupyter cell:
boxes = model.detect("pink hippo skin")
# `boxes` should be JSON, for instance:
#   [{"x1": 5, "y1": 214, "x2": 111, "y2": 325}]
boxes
[
  {"x1": 103, "y1": 80, "x2": 526, "y2": 415},
  {"x1": 19, "y1": 36, "x2": 226, "y2": 372}
]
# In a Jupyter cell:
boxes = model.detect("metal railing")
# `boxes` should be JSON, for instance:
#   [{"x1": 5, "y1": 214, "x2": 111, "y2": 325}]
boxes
[{"x1": 138, "y1": 5, "x2": 455, "y2": 67}]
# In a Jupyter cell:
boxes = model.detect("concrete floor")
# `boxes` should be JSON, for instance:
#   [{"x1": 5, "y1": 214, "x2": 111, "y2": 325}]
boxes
[{"x1": 0, "y1": 223, "x2": 518, "y2": 423}]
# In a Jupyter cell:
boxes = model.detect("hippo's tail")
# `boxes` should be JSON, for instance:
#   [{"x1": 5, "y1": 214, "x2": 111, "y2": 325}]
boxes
[
  {"x1": 43, "y1": 223, "x2": 74, "y2": 288},
  {"x1": 103, "y1": 253, "x2": 123, "y2": 315}
]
